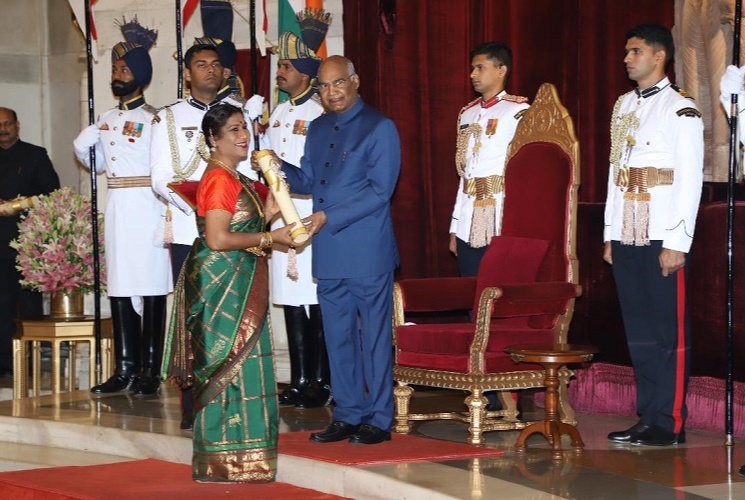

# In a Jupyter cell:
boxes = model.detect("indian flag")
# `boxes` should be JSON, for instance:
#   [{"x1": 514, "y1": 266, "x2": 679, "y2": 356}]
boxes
[
  {"x1": 278, "y1": 0, "x2": 328, "y2": 55},
  {"x1": 276, "y1": 0, "x2": 326, "y2": 101}
]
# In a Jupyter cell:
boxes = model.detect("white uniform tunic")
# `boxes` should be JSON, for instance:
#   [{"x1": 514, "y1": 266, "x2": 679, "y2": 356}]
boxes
[
  {"x1": 450, "y1": 90, "x2": 530, "y2": 244},
  {"x1": 604, "y1": 78, "x2": 704, "y2": 253},
  {"x1": 150, "y1": 91, "x2": 257, "y2": 246},
  {"x1": 73, "y1": 97, "x2": 172, "y2": 296},
  {"x1": 263, "y1": 88, "x2": 323, "y2": 306}
]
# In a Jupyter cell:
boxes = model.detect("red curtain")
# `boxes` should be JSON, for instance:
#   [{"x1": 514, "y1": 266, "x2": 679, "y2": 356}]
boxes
[
  {"x1": 343, "y1": 0, "x2": 674, "y2": 279},
  {"x1": 235, "y1": 49, "x2": 272, "y2": 99}
]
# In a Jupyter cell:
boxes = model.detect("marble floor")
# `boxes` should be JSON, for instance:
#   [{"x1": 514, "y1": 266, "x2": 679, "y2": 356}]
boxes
[{"x1": 0, "y1": 383, "x2": 744, "y2": 499}]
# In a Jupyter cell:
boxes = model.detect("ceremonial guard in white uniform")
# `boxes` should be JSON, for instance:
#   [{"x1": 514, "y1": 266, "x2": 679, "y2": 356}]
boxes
[
  {"x1": 151, "y1": 44, "x2": 260, "y2": 259},
  {"x1": 151, "y1": 41, "x2": 261, "y2": 428},
  {"x1": 74, "y1": 19, "x2": 171, "y2": 396},
  {"x1": 261, "y1": 10, "x2": 332, "y2": 408},
  {"x1": 604, "y1": 25, "x2": 703, "y2": 447},
  {"x1": 450, "y1": 42, "x2": 529, "y2": 277}
]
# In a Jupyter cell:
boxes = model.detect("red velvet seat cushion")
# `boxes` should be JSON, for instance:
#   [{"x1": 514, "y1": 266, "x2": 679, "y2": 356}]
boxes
[{"x1": 396, "y1": 323, "x2": 553, "y2": 373}]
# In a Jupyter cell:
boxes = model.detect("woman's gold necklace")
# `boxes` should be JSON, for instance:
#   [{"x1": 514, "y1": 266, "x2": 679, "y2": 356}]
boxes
[{"x1": 211, "y1": 158, "x2": 239, "y2": 178}]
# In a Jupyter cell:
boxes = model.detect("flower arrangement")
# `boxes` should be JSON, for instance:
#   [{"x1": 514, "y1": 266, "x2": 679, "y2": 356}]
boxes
[{"x1": 10, "y1": 187, "x2": 105, "y2": 295}]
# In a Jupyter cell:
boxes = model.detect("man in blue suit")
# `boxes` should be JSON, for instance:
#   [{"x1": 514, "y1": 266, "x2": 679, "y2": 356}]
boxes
[{"x1": 281, "y1": 55, "x2": 401, "y2": 445}]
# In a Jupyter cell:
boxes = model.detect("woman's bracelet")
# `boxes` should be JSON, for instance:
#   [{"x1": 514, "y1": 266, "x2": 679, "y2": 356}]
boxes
[
  {"x1": 246, "y1": 231, "x2": 273, "y2": 256},
  {"x1": 259, "y1": 231, "x2": 273, "y2": 249}
]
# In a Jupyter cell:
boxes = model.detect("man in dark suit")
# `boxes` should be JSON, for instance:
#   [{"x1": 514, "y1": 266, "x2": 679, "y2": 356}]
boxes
[
  {"x1": 280, "y1": 55, "x2": 401, "y2": 445},
  {"x1": 0, "y1": 107, "x2": 60, "y2": 375}
]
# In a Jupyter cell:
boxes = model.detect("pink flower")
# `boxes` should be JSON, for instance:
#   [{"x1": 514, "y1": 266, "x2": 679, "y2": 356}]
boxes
[{"x1": 11, "y1": 187, "x2": 106, "y2": 294}]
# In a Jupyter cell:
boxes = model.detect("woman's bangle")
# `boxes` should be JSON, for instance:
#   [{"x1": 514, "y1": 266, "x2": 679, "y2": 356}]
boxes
[
  {"x1": 246, "y1": 231, "x2": 273, "y2": 257},
  {"x1": 259, "y1": 231, "x2": 273, "y2": 249}
]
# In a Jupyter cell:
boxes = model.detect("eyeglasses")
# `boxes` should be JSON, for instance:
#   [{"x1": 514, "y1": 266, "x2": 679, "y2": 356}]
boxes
[{"x1": 317, "y1": 74, "x2": 355, "y2": 92}]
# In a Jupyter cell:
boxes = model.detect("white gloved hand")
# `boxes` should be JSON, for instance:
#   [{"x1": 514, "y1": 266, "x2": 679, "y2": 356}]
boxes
[
  {"x1": 244, "y1": 94, "x2": 265, "y2": 121},
  {"x1": 74, "y1": 124, "x2": 101, "y2": 150},
  {"x1": 720, "y1": 65, "x2": 745, "y2": 96}
]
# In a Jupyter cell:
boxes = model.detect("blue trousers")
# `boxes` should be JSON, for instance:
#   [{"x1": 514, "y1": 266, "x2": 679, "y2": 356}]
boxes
[
  {"x1": 611, "y1": 241, "x2": 690, "y2": 433},
  {"x1": 317, "y1": 271, "x2": 394, "y2": 431},
  {"x1": 456, "y1": 237, "x2": 488, "y2": 277}
]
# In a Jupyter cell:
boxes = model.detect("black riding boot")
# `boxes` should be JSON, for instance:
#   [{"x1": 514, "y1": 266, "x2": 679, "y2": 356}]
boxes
[
  {"x1": 296, "y1": 304, "x2": 332, "y2": 408},
  {"x1": 91, "y1": 297, "x2": 140, "y2": 394},
  {"x1": 132, "y1": 296, "x2": 167, "y2": 397},
  {"x1": 278, "y1": 305, "x2": 312, "y2": 405}
]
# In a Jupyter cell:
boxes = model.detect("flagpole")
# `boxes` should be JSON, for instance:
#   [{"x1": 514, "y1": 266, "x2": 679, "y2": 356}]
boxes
[
  {"x1": 250, "y1": 0, "x2": 260, "y2": 151},
  {"x1": 728, "y1": 0, "x2": 742, "y2": 457},
  {"x1": 176, "y1": 0, "x2": 184, "y2": 99},
  {"x1": 83, "y1": 0, "x2": 103, "y2": 384}
]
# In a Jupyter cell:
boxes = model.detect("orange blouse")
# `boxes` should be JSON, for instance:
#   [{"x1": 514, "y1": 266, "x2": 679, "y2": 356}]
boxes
[{"x1": 197, "y1": 168, "x2": 242, "y2": 217}]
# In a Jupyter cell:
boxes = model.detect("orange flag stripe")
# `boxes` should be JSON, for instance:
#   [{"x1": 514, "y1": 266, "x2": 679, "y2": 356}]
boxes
[{"x1": 305, "y1": 0, "x2": 327, "y2": 58}]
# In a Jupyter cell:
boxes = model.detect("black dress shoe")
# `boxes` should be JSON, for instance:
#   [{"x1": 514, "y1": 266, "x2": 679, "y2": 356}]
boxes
[
  {"x1": 132, "y1": 375, "x2": 162, "y2": 397},
  {"x1": 310, "y1": 421, "x2": 360, "y2": 443},
  {"x1": 90, "y1": 374, "x2": 138, "y2": 394},
  {"x1": 607, "y1": 421, "x2": 650, "y2": 443},
  {"x1": 349, "y1": 424, "x2": 392, "y2": 445},
  {"x1": 180, "y1": 409, "x2": 193, "y2": 430},
  {"x1": 630, "y1": 425, "x2": 685, "y2": 446}
]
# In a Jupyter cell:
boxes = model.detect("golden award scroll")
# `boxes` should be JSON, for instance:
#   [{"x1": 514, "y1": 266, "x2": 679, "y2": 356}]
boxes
[
  {"x1": 255, "y1": 149, "x2": 310, "y2": 244},
  {"x1": 0, "y1": 195, "x2": 39, "y2": 213}
]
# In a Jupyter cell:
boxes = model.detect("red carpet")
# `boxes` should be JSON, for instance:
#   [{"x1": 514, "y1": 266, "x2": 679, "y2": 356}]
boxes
[
  {"x1": 279, "y1": 431, "x2": 503, "y2": 465},
  {"x1": 0, "y1": 459, "x2": 347, "y2": 500}
]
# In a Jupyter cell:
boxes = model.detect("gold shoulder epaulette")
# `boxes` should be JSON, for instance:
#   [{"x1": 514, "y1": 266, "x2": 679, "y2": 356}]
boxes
[
  {"x1": 514, "y1": 109, "x2": 528, "y2": 120},
  {"x1": 457, "y1": 98, "x2": 480, "y2": 130},
  {"x1": 142, "y1": 104, "x2": 161, "y2": 123},
  {"x1": 671, "y1": 84, "x2": 694, "y2": 100},
  {"x1": 503, "y1": 94, "x2": 529, "y2": 104},
  {"x1": 459, "y1": 98, "x2": 480, "y2": 114},
  {"x1": 230, "y1": 92, "x2": 247, "y2": 105},
  {"x1": 676, "y1": 107, "x2": 702, "y2": 118}
]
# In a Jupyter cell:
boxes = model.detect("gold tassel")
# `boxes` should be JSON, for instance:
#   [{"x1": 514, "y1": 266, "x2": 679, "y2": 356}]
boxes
[
  {"x1": 621, "y1": 195, "x2": 635, "y2": 245},
  {"x1": 164, "y1": 207, "x2": 174, "y2": 244},
  {"x1": 469, "y1": 197, "x2": 496, "y2": 248},
  {"x1": 286, "y1": 248, "x2": 298, "y2": 281},
  {"x1": 621, "y1": 192, "x2": 651, "y2": 246},
  {"x1": 636, "y1": 194, "x2": 651, "y2": 246}
]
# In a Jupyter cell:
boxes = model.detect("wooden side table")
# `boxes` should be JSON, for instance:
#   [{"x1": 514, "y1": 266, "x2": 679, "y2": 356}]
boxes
[
  {"x1": 504, "y1": 343, "x2": 597, "y2": 461},
  {"x1": 13, "y1": 316, "x2": 113, "y2": 398}
]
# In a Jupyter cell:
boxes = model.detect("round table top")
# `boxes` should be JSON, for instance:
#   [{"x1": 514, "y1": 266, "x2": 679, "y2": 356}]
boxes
[
  {"x1": 504, "y1": 343, "x2": 598, "y2": 359},
  {"x1": 504, "y1": 344, "x2": 598, "y2": 363}
]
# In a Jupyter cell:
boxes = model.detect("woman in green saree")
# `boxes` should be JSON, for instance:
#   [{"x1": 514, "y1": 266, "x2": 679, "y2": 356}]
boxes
[{"x1": 163, "y1": 104, "x2": 296, "y2": 482}]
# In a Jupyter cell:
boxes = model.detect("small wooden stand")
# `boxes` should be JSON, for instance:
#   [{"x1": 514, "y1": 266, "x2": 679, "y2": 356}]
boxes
[{"x1": 504, "y1": 343, "x2": 597, "y2": 461}]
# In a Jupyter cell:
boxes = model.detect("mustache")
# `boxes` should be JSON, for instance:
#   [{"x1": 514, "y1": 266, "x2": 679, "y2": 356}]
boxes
[{"x1": 112, "y1": 80, "x2": 127, "y2": 86}]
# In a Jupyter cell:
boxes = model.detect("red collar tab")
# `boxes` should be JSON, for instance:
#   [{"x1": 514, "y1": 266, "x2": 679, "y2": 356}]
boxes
[{"x1": 480, "y1": 95, "x2": 500, "y2": 109}]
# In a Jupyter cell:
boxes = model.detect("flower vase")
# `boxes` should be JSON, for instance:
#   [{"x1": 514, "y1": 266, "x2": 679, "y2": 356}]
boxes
[{"x1": 50, "y1": 289, "x2": 84, "y2": 319}]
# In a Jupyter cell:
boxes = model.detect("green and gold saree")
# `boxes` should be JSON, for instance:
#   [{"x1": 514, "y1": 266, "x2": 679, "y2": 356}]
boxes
[{"x1": 163, "y1": 169, "x2": 278, "y2": 483}]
